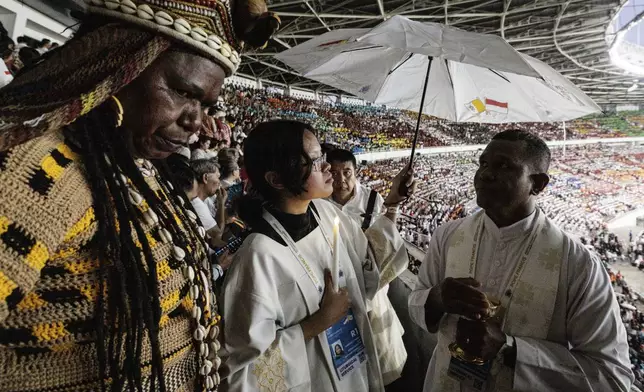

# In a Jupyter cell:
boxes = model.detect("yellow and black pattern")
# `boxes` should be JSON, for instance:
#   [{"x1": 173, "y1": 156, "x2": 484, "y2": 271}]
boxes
[{"x1": 0, "y1": 131, "x2": 210, "y2": 392}]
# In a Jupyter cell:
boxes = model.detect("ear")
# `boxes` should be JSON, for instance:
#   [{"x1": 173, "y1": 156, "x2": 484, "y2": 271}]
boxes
[
  {"x1": 530, "y1": 173, "x2": 550, "y2": 195},
  {"x1": 264, "y1": 171, "x2": 285, "y2": 190},
  {"x1": 202, "y1": 173, "x2": 210, "y2": 184}
]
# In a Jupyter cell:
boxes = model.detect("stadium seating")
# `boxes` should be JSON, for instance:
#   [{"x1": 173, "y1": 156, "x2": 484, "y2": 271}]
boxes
[{"x1": 221, "y1": 84, "x2": 644, "y2": 151}]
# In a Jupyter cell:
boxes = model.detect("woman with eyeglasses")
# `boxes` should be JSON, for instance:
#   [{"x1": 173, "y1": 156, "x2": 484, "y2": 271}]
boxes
[{"x1": 221, "y1": 120, "x2": 415, "y2": 392}]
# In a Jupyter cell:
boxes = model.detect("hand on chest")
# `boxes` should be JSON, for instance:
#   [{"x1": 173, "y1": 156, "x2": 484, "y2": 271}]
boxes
[{"x1": 275, "y1": 228, "x2": 356, "y2": 323}]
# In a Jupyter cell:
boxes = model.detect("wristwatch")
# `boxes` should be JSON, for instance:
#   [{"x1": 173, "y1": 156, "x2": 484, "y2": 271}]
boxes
[
  {"x1": 502, "y1": 335, "x2": 517, "y2": 368},
  {"x1": 386, "y1": 205, "x2": 400, "y2": 214},
  {"x1": 492, "y1": 335, "x2": 517, "y2": 375}
]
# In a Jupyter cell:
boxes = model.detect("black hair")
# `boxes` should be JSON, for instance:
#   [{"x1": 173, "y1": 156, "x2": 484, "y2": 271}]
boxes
[
  {"x1": 244, "y1": 120, "x2": 313, "y2": 202},
  {"x1": 166, "y1": 153, "x2": 197, "y2": 193},
  {"x1": 190, "y1": 134, "x2": 212, "y2": 151},
  {"x1": 69, "y1": 102, "x2": 210, "y2": 392},
  {"x1": 320, "y1": 142, "x2": 336, "y2": 155},
  {"x1": 39, "y1": 38, "x2": 51, "y2": 47},
  {"x1": 191, "y1": 158, "x2": 220, "y2": 184},
  {"x1": 18, "y1": 47, "x2": 40, "y2": 68},
  {"x1": 326, "y1": 148, "x2": 357, "y2": 169},
  {"x1": 492, "y1": 129, "x2": 551, "y2": 172},
  {"x1": 0, "y1": 37, "x2": 14, "y2": 60},
  {"x1": 218, "y1": 148, "x2": 239, "y2": 179}
]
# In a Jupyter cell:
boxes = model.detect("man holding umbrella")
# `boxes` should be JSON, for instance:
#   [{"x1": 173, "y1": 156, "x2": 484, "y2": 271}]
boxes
[{"x1": 409, "y1": 130, "x2": 633, "y2": 391}]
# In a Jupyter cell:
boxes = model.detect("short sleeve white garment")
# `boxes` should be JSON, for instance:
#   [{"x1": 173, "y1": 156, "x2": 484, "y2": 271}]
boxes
[{"x1": 190, "y1": 197, "x2": 218, "y2": 231}]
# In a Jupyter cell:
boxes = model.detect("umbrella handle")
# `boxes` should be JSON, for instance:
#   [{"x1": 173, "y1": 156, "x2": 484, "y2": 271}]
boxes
[
  {"x1": 396, "y1": 161, "x2": 413, "y2": 202},
  {"x1": 401, "y1": 56, "x2": 432, "y2": 198},
  {"x1": 408, "y1": 57, "x2": 432, "y2": 168}
]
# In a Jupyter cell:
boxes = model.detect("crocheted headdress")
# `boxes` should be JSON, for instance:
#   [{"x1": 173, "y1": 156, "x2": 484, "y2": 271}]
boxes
[{"x1": 0, "y1": 0, "x2": 279, "y2": 151}]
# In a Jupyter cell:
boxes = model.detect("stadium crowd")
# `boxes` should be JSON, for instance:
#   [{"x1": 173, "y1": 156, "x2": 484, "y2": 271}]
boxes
[
  {"x1": 355, "y1": 144, "x2": 644, "y2": 249},
  {"x1": 586, "y1": 229, "x2": 644, "y2": 389},
  {"x1": 210, "y1": 82, "x2": 644, "y2": 152}
]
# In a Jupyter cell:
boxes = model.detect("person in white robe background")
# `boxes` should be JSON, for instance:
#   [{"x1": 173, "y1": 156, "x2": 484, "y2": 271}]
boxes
[
  {"x1": 409, "y1": 130, "x2": 633, "y2": 391},
  {"x1": 221, "y1": 120, "x2": 415, "y2": 392},
  {"x1": 325, "y1": 148, "x2": 409, "y2": 388},
  {"x1": 326, "y1": 148, "x2": 385, "y2": 223}
]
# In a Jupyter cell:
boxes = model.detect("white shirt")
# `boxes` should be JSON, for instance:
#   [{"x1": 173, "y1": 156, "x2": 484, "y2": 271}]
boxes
[
  {"x1": 327, "y1": 183, "x2": 384, "y2": 228},
  {"x1": 205, "y1": 196, "x2": 219, "y2": 221},
  {"x1": 191, "y1": 149, "x2": 216, "y2": 160},
  {"x1": 0, "y1": 62, "x2": 13, "y2": 89},
  {"x1": 409, "y1": 210, "x2": 633, "y2": 391},
  {"x1": 190, "y1": 197, "x2": 218, "y2": 231}
]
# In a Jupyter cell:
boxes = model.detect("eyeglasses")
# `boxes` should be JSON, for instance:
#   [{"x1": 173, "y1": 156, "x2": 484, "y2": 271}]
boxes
[{"x1": 311, "y1": 153, "x2": 327, "y2": 172}]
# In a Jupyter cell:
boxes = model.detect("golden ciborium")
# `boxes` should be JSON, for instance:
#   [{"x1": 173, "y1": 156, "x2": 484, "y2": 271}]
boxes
[{"x1": 448, "y1": 296, "x2": 502, "y2": 365}]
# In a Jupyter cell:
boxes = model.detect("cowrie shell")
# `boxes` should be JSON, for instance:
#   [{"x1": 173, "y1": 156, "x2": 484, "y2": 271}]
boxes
[
  {"x1": 120, "y1": 0, "x2": 136, "y2": 14},
  {"x1": 137, "y1": 4, "x2": 154, "y2": 20},
  {"x1": 154, "y1": 11, "x2": 173, "y2": 26},
  {"x1": 174, "y1": 18, "x2": 191, "y2": 35}
]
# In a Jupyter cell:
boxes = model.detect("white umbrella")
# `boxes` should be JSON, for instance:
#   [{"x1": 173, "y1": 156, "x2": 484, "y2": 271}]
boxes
[
  {"x1": 276, "y1": 15, "x2": 600, "y2": 155},
  {"x1": 372, "y1": 52, "x2": 600, "y2": 123},
  {"x1": 276, "y1": 15, "x2": 539, "y2": 86}
]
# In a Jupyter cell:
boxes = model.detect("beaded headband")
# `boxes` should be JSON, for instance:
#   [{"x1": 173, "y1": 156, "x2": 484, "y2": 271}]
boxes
[{"x1": 84, "y1": 0, "x2": 242, "y2": 75}]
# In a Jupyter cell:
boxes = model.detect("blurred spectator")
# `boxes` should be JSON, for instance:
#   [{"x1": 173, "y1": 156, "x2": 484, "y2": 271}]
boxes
[
  {"x1": 191, "y1": 134, "x2": 216, "y2": 160},
  {"x1": 36, "y1": 38, "x2": 52, "y2": 54},
  {"x1": 15, "y1": 36, "x2": 30, "y2": 50},
  {"x1": 0, "y1": 37, "x2": 14, "y2": 88},
  {"x1": 17, "y1": 47, "x2": 40, "y2": 70}
]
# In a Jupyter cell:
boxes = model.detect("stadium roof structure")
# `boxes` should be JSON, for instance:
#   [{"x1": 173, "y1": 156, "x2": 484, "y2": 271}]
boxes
[{"x1": 239, "y1": 0, "x2": 644, "y2": 107}]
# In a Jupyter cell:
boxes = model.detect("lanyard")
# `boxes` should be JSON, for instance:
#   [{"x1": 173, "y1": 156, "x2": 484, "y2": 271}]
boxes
[
  {"x1": 469, "y1": 210, "x2": 545, "y2": 311},
  {"x1": 263, "y1": 207, "x2": 335, "y2": 294}
]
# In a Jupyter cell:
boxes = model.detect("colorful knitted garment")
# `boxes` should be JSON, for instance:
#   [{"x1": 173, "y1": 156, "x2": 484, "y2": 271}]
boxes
[
  {"x1": 0, "y1": 2, "x2": 278, "y2": 390},
  {"x1": 0, "y1": 130, "x2": 218, "y2": 391}
]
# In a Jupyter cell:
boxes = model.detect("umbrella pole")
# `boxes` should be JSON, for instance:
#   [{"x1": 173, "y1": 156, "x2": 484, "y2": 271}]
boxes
[{"x1": 409, "y1": 56, "x2": 433, "y2": 169}]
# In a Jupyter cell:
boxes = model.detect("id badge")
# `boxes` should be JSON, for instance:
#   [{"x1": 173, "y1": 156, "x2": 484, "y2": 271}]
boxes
[
  {"x1": 325, "y1": 308, "x2": 367, "y2": 381},
  {"x1": 447, "y1": 356, "x2": 491, "y2": 391}
]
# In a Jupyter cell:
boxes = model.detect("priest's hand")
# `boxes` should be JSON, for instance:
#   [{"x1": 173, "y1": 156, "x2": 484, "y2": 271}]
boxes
[
  {"x1": 384, "y1": 165, "x2": 416, "y2": 205},
  {"x1": 456, "y1": 317, "x2": 506, "y2": 362},
  {"x1": 301, "y1": 269, "x2": 350, "y2": 341},
  {"x1": 437, "y1": 277, "x2": 491, "y2": 320}
]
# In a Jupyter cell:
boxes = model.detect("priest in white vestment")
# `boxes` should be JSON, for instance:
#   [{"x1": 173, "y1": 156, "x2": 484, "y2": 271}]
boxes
[
  {"x1": 409, "y1": 130, "x2": 633, "y2": 391},
  {"x1": 221, "y1": 120, "x2": 414, "y2": 392}
]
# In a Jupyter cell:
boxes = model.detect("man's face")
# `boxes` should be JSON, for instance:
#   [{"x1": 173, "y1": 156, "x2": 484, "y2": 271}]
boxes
[
  {"x1": 203, "y1": 167, "x2": 221, "y2": 197},
  {"x1": 117, "y1": 51, "x2": 225, "y2": 160},
  {"x1": 474, "y1": 140, "x2": 534, "y2": 213},
  {"x1": 330, "y1": 161, "x2": 357, "y2": 197}
]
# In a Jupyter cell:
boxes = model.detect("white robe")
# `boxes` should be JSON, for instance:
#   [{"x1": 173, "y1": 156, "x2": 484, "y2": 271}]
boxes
[
  {"x1": 409, "y1": 210, "x2": 634, "y2": 391},
  {"x1": 327, "y1": 184, "x2": 408, "y2": 385},
  {"x1": 222, "y1": 199, "x2": 407, "y2": 391}
]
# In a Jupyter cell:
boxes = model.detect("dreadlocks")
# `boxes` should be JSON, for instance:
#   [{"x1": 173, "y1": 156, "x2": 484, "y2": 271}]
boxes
[{"x1": 69, "y1": 100, "x2": 211, "y2": 392}]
